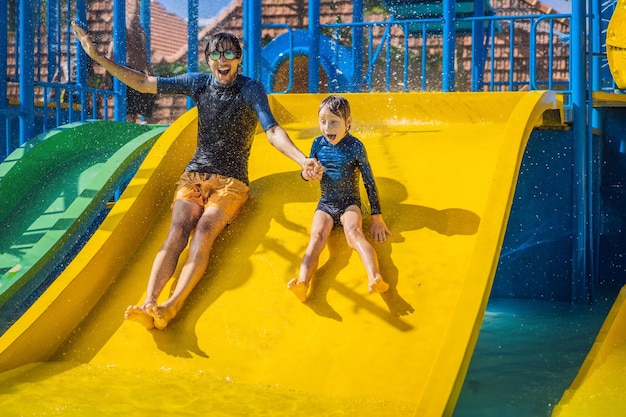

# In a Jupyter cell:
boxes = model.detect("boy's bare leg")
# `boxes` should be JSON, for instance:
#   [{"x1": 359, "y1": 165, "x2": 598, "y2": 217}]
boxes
[
  {"x1": 289, "y1": 211, "x2": 334, "y2": 302},
  {"x1": 125, "y1": 200, "x2": 202, "y2": 328},
  {"x1": 149, "y1": 207, "x2": 230, "y2": 329},
  {"x1": 341, "y1": 207, "x2": 389, "y2": 294}
]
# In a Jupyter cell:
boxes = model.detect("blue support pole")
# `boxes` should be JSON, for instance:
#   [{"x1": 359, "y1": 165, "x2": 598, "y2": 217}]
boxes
[
  {"x1": 188, "y1": 0, "x2": 198, "y2": 110},
  {"x1": 141, "y1": 0, "x2": 151, "y2": 64},
  {"x1": 471, "y1": 0, "x2": 485, "y2": 91},
  {"x1": 0, "y1": 0, "x2": 7, "y2": 109},
  {"x1": 187, "y1": 0, "x2": 198, "y2": 72},
  {"x1": 442, "y1": 0, "x2": 456, "y2": 91},
  {"x1": 309, "y1": 0, "x2": 321, "y2": 93},
  {"x1": 352, "y1": 0, "x2": 364, "y2": 92},
  {"x1": 242, "y1": 0, "x2": 262, "y2": 81},
  {"x1": 113, "y1": 0, "x2": 127, "y2": 121},
  {"x1": 19, "y1": 0, "x2": 35, "y2": 144},
  {"x1": 75, "y1": 1, "x2": 87, "y2": 109},
  {"x1": 243, "y1": 0, "x2": 249, "y2": 76},
  {"x1": 46, "y1": 0, "x2": 59, "y2": 84},
  {"x1": 570, "y1": 0, "x2": 591, "y2": 303},
  {"x1": 588, "y1": 0, "x2": 601, "y2": 300}
]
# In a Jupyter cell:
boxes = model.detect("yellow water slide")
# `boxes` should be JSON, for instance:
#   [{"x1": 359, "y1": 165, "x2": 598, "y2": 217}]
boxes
[
  {"x1": 552, "y1": 284, "x2": 626, "y2": 417},
  {"x1": 0, "y1": 92, "x2": 559, "y2": 416}
]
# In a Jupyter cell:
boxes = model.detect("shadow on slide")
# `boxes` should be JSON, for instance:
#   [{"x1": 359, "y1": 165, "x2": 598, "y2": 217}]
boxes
[
  {"x1": 0, "y1": 121, "x2": 165, "y2": 332},
  {"x1": 0, "y1": 92, "x2": 559, "y2": 416}
]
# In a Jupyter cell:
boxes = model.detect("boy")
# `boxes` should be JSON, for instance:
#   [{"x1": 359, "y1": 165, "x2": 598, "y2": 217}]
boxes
[{"x1": 288, "y1": 95, "x2": 391, "y2": 302}]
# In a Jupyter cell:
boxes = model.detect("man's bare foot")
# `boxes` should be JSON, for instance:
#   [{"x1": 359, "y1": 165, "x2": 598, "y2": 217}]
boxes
[
  {"x1": 368, "y1": 277, "x2": 390, "y2": 294},
  {"x1": 147, "y1": 304, "x2": 176, "y2": 330},
  {"x1": 287, "y1": 278, "x2": 309, "y2": 302},
  {"x1": 124, "y1": 304, "x2": 155, "y2": 330}
]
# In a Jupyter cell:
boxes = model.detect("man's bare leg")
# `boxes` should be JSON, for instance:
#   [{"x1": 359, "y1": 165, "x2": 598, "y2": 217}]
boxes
[
  {"x1": 124, "y1": 200, "x2": 202, "y2": 328},
  {"x1": 149, "y1": 207, "x2": 230, "y2": 329}
]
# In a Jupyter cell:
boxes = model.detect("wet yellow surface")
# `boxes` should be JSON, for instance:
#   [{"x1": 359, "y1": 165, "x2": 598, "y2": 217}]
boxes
[
  {"x1": 0, "y1": 92, "x2": 558, "y2": 416},
  {"x1": 553, "y1": 285, "x2": 626, "y2": 417}
]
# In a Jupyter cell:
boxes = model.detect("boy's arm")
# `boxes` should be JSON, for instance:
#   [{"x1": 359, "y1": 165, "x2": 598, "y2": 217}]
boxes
[
  {"x1": 355, "y1": 141, "x2": 383, "y2": 215},
  {"x1": 355, "y1": 141, "x2": 391, "y2": 242},
  {"x1": 72, "y1": 22, "x2": 157, "y2": 94}
]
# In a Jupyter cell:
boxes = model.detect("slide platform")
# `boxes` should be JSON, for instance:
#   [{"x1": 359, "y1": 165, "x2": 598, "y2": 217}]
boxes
[
  {"x1": 0, "y1": 92, "x2": 558, "y2": 416},
  {"x1": 0, "y1": 121, "x2": 165, "y2": 330}
]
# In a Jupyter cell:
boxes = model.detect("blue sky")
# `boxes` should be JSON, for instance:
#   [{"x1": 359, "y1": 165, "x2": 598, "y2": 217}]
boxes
[
  {"x1": 541, "y1": 0, "x2": 571, "y2": 13},
  {"x1": 156, "y1": 0, "x2": 234, "y2": 24}
]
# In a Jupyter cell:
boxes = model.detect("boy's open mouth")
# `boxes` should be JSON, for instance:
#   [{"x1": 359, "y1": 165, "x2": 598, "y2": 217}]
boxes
[{"x1": 326, "y1": 134, "x2": 336, "y2": 141}]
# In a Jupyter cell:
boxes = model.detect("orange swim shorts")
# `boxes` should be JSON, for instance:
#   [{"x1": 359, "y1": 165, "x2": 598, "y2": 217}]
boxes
[{"x1": 173, "y1": 172, "x2": 249, "y2": 223}]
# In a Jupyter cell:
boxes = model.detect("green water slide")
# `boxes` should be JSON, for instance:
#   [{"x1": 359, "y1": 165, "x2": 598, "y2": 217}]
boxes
[{"x1": 0, "y1": 121, "x2": 166, "y2": 329}]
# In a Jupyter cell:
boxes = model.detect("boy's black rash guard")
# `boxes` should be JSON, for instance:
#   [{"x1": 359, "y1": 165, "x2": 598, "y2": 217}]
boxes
[
  {"x1": 310, "y1": 133, "x2": 382, "y2": 215},
  {"x1": 158, "y1": 73, "x2": 278, "y2": 185}
]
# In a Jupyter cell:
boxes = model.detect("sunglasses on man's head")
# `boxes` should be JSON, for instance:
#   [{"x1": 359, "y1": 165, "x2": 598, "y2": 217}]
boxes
[{"x1": 208, "y1": 50, "x2": 238, "y2": 61}]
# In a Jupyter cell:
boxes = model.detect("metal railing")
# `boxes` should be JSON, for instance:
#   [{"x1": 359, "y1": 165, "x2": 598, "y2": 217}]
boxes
[
  {"x1": 1, "y1": 0, "x2": 128, "y2": 160},
  {"x1": 317, "y1": 13, "x2": 572, "y2": 95},
  {"x1": 2, "y1": 0, "x2": 614, "y2": 159}
]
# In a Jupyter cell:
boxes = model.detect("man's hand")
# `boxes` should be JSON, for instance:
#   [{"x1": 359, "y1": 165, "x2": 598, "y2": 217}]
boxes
[{"x1": 72, "y1": 22, "x2": 98, "y2": 59}]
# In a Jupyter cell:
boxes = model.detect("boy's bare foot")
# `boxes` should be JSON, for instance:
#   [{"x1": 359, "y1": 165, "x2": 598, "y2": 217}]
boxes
[
  {"x1": 148, "y1": 304, "x2": 176, "y2": 330},
  {"x1": 287, "y1": 278, "x2": 309, "y2": 302},
  {"x1": 124, "y1": 304, "x2": 155, "y2": 330},
  {"x1": 368, "y1": 277, "x2": 390, "y2": 294}
]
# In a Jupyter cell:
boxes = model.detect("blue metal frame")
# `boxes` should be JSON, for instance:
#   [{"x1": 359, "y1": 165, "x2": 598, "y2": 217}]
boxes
[
  {"x1": 18, "y1": 0, "x2": 35, "y2": 144},
  {"x1": 112, "y1": 0, "x2": 127, "y2": 120},
  {"x1": 308, "y1": 0, "x2": 321, "y2": 92},
  {"x1": 570, "y1": 0, "x2": 592, "y2": 304},
  {"x1": 0, "y1": 0, "x2": 582, "y2": 148},
  {"x1": 187, "y1": 0, "x2": 198, "y2": 110},
  {"x1": 2, "y1": 0, "x2": 625, "y2": 304}
]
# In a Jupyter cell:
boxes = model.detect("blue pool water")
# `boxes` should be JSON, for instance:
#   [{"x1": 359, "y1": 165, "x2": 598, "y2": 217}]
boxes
[{"x1": 453, "y1": 296, "x2": 614, "y2": 417}]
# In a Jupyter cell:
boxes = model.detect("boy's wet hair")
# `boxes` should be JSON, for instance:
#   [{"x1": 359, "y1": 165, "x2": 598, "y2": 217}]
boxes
[
  {"x1": 204, "y1": 32, "x2": 242, "y2": 61},
  {"x1": 319, "y1": 95, "x2": 351, "y2": 122}
]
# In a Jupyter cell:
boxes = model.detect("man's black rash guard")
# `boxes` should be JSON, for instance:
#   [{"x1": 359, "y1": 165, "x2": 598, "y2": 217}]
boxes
[
  {"x1": 310, "y1": 133, "x2": 382, "y2": 215},
  {"x1": 157, "y1": 73, "x2": 278, "y2": 185}
]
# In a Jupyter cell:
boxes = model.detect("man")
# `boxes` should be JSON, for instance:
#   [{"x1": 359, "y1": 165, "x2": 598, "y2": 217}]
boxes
[{"x1": 73, "y1": 23, "x2": 323, "y2": 329}]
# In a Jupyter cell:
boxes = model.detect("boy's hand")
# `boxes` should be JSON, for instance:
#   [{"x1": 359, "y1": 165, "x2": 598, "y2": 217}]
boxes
[
  {"x1": 302, "y1": 158, "x2": 324, "y2": 181},
  {"x1": 370, "y1": 214, "x2": 392, "y2": 243}
]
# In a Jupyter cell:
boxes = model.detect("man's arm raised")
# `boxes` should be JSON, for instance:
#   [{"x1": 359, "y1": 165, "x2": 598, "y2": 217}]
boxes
[{"x1": 72, "y1": 22, "x2": 157, "y2": 94}]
